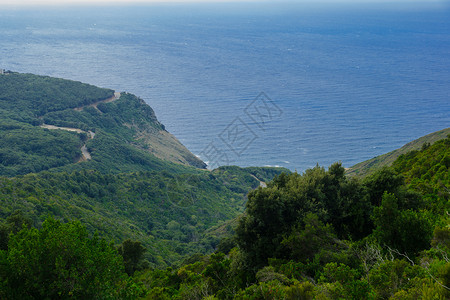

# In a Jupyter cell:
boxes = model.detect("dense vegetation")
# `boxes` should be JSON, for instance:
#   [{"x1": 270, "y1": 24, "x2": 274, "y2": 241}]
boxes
[
  {"x1": 0, "y1": 139, "x2": 448, "y2": 299},
  {"x1": 393, "y1": 136, "x2": 449, "y2": 207},
  {"x1": 0, "y1": 122, "x2": 82, "y2": 176},
  {"x1": 0, "y1": 216, "x2": 144, "y2": 299},
  {"x1": 1, "y1": 73, "x2": 448, "y2": 298},
  {"x1": 132, "y1": 135, "x2": 449, "y2": 299},
  {"x1": 0, "y1": 165, "x2": 286, "y2": 268},
  {"x1": 2, "y1": 136, "x2": 447, "y2": 298},
  {"x1": 0, "y1": 72, "x2": 114, "y2": 120}
]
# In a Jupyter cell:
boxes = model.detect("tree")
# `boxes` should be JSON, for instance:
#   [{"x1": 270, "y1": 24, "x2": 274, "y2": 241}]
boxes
[
  {"x1": 281, "y1": 213, "x2": 339, "y2": 263},
  {"x1": 236, "y1": 163, "x2": 372, "y2": 269},
  {"x1": 364, "y1": 167, "x2": 405, "y2": 206},
  {"x1": 235, "y1": 186, "x2": 286, "y2": 269},
  {"x1": 368, "y1": 259, "x2": 425, "y2": 299},
  {"x1": 0, "y1": 217, "x2": 133, "y2": 299},
  {"x1": 0, "y1": 210, "x2": 32, "y2": 250},
  {"x1": 372, "y1": 192, "x2": 433, "y2": 256},
  {"x1": 118, "y1": 239, "x2": 148, "y2": 276}
]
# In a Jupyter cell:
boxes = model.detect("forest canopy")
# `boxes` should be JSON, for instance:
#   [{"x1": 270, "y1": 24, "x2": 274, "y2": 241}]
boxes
[{"x1": 132, "y1": 135, "x2": 449, "y2": 299}]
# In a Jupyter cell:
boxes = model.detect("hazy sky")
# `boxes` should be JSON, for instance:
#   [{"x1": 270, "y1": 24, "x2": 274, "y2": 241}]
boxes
[
  {"x1": 2, "y1": 0, "x2": 257, "y2": 5},
  {"x1": 0, "y1": 0, "x2": 442, "y2": 6}
]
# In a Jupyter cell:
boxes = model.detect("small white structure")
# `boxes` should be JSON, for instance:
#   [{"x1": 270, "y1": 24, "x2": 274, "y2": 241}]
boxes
[{"x1": 0, "y1": 69, "x2": 4, "y2": 75}]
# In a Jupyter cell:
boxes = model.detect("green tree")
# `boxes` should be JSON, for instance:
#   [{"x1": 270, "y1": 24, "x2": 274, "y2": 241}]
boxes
[
  {"x1": 236, "y1": 163, "x2": 372, "y2": 269},
  {"x1": 0, "y1": 217, "x2": 133, "y2": 299},
  {"x1": 372, "y1": 192, "x2": 433, "y2": 256},
  {"x1": 281, "y1": 213, "x2": 339, "y2": 263},
  {"x1": 118, "y1": 239, "x2": 148, "y2": 276},
  {"x1": 368, "y1": 259, "x2": 426, "y2": 299},
  {"x1": 0, "y1": 210, "x2": 32, "y2": 250},
  {"x1": 235, "y1": 186, "x2": 286, "y2": 269},
  {"x1": 364, "y1": 167, "x2": 404, "y2": 206},
  {"x1": 318, "y1": 263, "x2": 371, "y2": 299}
]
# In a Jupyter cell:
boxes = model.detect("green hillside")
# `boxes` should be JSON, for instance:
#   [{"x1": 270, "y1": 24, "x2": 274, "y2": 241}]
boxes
[
  {"x1": 0, "y1": 166, "x2": 286, "y2": 267},
  {"x1": 0, "y1": 73, "x2": 288, "y2": 269},
  {"x1": 0, "y1": 72, "x2": 205, "y2": 176},
  {"x1": 1, "y1": 72, "x2": 448, "y2": 298},
  {"x1": 392, "y1": 134, "x2": 450, "y2": 212},
  {"x1": 346, "y1": 127, "x2": 450, "y2": 178},
  {"x1": 134, "y1": 134, "x2": 449, "y2": 299}
]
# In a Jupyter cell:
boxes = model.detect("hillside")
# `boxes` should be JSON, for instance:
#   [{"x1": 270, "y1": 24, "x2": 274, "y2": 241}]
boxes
[
  {"x1": 0, "y1": 166, "x2": 286, "y2": 266},
  {"x1": 346, "y1": 127, "x2": 450, "y2": 177},
  {"x1": 3, "y1": 72, "x2": 448, "y2": 298},
  {"x1": 0, "y1": 72, "x2": 205, "y2": 176},
  {"x1": 132, "y1": 133, "x2": 449, "y2": 299},
  {"x1": 0, "y1": 72, "x2": 289, "y2": 267},
  {"x1": 392, "y1": 134, "x2": 449, "y2": 207},
  {"x1": 0, "y1": 77, "x2": 448, "y2": 298}
]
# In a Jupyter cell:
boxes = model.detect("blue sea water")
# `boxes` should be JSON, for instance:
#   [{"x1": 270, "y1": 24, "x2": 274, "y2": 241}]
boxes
[{"x1": 0, "y1": 2, "x2": 449, "y2": 172}]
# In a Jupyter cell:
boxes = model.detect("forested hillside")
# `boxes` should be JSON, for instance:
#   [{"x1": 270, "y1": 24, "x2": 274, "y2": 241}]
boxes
[
  {"x1": 1, "y1": 135, "x2": 448, "y2": 299},
  {"x1": 0, "y1": 166, "x2": 286, "y2": 267},
  {"x1": 133, "y1": 135, "x2": 450, "y2": 299},
  {"x1": 1, "y1": 72, "x2": 448, "y2": 299},
  {"x1": 0, "y1": 73, "x2": 205, "y2": 176},
  {"x1": 0, "y1": 72, "x2": 288, "y2": 269}
]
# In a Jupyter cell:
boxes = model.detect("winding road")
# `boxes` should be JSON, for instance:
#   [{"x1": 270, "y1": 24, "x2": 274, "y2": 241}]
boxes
[
  {"x1": 78, "y1": 131, "x2": 95, "y2": 162},
  {"x1": 250, "y1": 174, "x2": 267, "y2": 188},
  {"x1": 74, "y1": 92, "x2": 121, "y2": 113},
  {"x1": 40, "y1": 92, "x2": 120, "y2": 162}
]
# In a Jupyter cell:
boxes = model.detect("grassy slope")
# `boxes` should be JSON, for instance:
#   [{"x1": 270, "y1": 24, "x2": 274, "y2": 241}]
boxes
[{"x1": 346, "y1": 127, "x2": 450, "y2": 178}]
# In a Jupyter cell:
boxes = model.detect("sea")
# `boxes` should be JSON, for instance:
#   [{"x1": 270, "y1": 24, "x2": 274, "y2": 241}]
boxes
[{"x1": 1, "y1": 1, "x2": 449, "y2": 172}]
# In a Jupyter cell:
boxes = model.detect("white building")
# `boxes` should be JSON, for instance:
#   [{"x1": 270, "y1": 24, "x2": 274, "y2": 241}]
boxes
[{"x1": 0, "y1": 69, "x2": 4, "y2": 75}]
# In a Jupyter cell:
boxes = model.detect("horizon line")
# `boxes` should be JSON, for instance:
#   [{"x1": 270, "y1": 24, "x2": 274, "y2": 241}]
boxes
[{"x1": 0, "y1": 0, "x2": 445, "y2": 7}]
